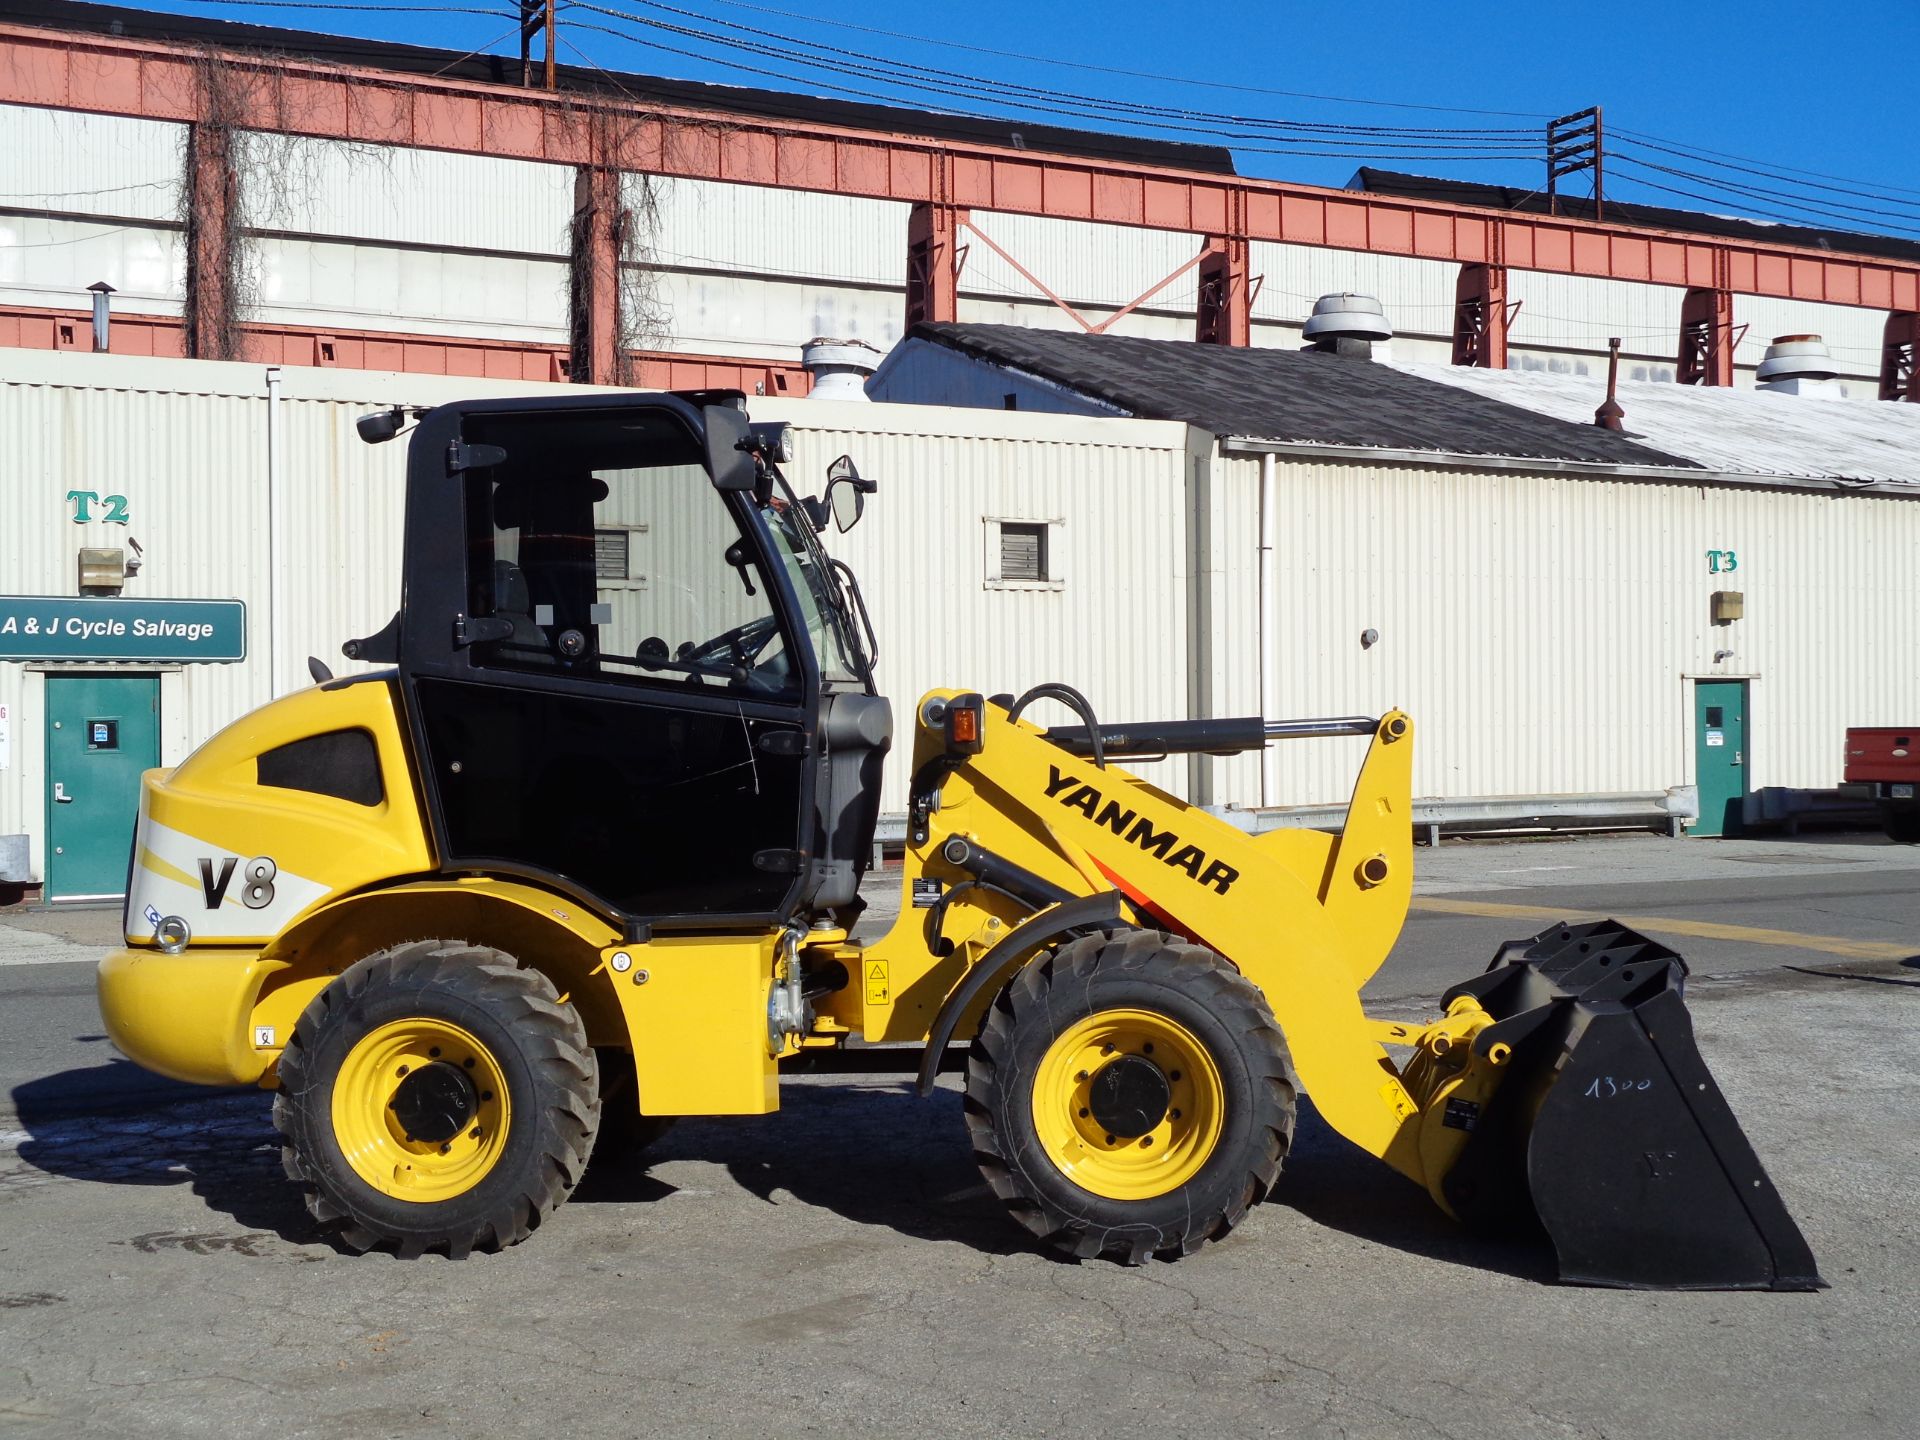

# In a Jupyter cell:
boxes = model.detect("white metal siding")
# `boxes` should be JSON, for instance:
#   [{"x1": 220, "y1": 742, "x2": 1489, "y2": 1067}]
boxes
[
  {"x1": 962, "y1": 211, "x2": 1201, "y2": 309},
  {"x1": 0, "y1": 214, "x2": 186, "y2": 314},
  {"x1": 651, "y1": 268, "x2": 903, "y2": 357},
  {"x1": 238, "y1": 134, "x2": 573, "y2": 256},
  {"x1": 0, "y1": 105, "x2": 183, "y2": 221},
  {"x1": 1204, "y1": 453, "x2": 1920, "y2": 809},
  {"x1": 643, "y1": 176, "x2": 909, "y2": 287},
  {"x1": 250, "y1": 236, "x2": 569, "y2": 343}
]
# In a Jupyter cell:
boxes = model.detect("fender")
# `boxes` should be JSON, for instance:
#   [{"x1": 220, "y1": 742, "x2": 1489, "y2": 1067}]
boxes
[{"x1": 914, "y1": 891, "x2": 1127, "y2": 1096}]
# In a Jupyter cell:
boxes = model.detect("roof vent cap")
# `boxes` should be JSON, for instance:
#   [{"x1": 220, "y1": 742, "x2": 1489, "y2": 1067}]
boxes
[
  {"x1": 1756, "y1": 333, "x2": 1839, "y2": 386},
  {"x1": 801, "y1": 336, "x2": 881, "y2": 401},
  {"x1": 1302, "y1": 293, "x2": 1391, "y2": 359},
  {"x1": 1303, "y1": 292, "x2": 1393, "y2": 343}
]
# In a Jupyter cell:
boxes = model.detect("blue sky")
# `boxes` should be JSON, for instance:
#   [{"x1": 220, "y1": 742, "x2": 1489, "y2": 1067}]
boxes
[{"x1": 129, "y1": 0, "x2": 1920, "y2": 239}]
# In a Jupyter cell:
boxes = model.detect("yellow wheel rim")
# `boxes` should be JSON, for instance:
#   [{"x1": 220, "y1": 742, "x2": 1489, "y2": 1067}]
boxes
[
  {"x1": 330, "y1": 1018, "x2": 512, "y2": 1202},
  {"x1": 1030, "y1": 1008, "x2": 1226, "y2": 1202}
]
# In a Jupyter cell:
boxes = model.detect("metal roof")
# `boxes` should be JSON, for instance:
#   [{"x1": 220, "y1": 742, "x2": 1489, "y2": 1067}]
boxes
[
  {"x1": 1353, "y1": 168, "x2": 1920, "y2": 268},
  {"x1": 903, "y1": 323, "x2": 1698, "y2": 469},
  {"x1": 1398, "y1": 362, "x2": 1920, "y2": 489}
]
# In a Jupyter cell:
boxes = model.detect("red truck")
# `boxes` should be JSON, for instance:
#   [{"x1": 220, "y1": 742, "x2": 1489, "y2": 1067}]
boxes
[{"x1": 1843, "y1": 727, "x2": 1920, "y2": 842}]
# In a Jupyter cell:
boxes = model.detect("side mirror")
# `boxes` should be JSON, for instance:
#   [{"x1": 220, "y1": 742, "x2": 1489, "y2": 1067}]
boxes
[
  {"x1": 824, "y1": 454, "x2": 875, "y2": 533},
  {"x1": 828, "y1": 478, "x2": 864, "y2": 533},
  {"x1": 702, "y1": 405, "x2": 759, "y2": 491}
]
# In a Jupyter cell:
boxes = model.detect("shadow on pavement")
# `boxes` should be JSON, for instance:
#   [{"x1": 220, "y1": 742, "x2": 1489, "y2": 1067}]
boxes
[
  {"x1": 10, "y1": 1069, "x2": 1557, "y2": 1280},
  {"x1": 6, "y1": 1065, "x2": 313, "y2": 1243}
]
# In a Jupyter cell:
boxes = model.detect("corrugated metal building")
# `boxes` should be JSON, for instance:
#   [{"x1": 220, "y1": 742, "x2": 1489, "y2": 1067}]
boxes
[
  {"x1": 0, "y1": 350, "x2": 1199, "y2": 897},
  {"x1": 6, "y1": 324, "x2": 1918, "y2": 899},
  {"x1": 871, "y1": 323, "x2": 1920, "y2": 825}
]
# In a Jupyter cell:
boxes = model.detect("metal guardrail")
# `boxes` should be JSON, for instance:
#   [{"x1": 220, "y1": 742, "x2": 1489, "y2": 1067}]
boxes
[{"x1": 872, "y1": 786, "x2": 1702, "y2": 860}]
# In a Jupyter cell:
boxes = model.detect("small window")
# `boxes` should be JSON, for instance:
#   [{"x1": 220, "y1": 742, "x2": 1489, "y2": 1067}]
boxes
[
  {"x1": 1001, "y1": 522, "x2": 1047, "y2": 582},
  {"x1": 984, "y1": 517, "x2": 1064, "y2": 590},
  {"x1": 594, "y1": 529, "x2": 629, "y2": 581},
  {"x1": 1705, "y1": 707, "x2": 1724, "y2": 728}
]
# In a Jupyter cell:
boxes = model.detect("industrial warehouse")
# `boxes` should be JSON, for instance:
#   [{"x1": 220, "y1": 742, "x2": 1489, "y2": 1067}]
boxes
[
  {"x1": 3, "y1": 3, "x2": 1920, "y2": 1437},
  {"x1": 5, "y1": 318, "x2": 1919, "y2": 898}
]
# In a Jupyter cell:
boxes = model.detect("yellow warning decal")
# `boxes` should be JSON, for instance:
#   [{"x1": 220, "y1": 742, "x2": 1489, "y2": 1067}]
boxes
[{"x1": 865, "y1": 960, "x2": 890, "y2": 1006}]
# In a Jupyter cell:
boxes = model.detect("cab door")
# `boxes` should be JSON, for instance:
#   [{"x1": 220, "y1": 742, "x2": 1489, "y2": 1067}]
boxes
[{"x1": 397, "y1": 400, "x2": 817, "y2": 927}]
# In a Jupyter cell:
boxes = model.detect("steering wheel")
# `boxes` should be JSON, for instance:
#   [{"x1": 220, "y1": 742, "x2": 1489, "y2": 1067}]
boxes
[{"x1": 677, "y1": 614, "x2": 782, "y2": 671}]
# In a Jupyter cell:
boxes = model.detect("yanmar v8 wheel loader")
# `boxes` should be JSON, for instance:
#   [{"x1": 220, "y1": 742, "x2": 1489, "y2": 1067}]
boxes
[{"x1": 99, "y1": 392, "x2": 1820, "y2": 1288}]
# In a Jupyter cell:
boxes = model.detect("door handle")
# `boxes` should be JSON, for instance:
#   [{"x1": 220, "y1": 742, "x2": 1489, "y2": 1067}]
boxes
[
  {"x1": 53, "y1": 782, "x2": 75, "y2": 803},
  {"x1": 1731, "y1": 752, "x2": 1743, "y2": 767}
]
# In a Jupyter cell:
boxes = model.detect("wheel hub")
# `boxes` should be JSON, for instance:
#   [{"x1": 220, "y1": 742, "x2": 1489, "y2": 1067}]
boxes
[
  {"x1": 1088, "y1": 1054, "x2": 1172, "y2": 1138},
  {"x1": 390, "y1": 1061, "x2": 478, "y2": 1145}
]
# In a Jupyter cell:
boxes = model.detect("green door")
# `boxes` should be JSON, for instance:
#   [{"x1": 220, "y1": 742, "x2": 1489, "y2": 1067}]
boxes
[
  {"x1": 46, "y1": 674, "x2": 160, "y2": 901},
  {"x1": 1692, "y1": 679, "x2": 1749, "y2": 838}
]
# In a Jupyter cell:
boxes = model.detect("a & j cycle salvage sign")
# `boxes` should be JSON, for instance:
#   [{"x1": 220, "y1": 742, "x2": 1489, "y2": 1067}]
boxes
[{"x1": 0, "y1": 597, "x2": 247, "y2": 663}]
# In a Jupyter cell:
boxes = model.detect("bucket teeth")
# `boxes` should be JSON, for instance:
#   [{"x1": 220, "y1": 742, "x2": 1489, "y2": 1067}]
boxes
[{"x1": 1437, "y1": 919, "x2": 1823, "y2": 1292}]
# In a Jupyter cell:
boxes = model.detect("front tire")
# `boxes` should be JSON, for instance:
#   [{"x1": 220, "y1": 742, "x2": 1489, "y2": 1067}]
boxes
[
  {"x1": 273, "y1": 940, "x2": 599, "y2": 1258},
  {"x1": 965, "y1": 929, "x2": 1296, "y2": 1265}
]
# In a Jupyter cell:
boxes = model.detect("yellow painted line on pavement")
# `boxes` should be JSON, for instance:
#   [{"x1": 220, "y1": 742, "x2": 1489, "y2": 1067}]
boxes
[{"x1": 1410, "y1": 896, "x2": 1917, "y2": 962}]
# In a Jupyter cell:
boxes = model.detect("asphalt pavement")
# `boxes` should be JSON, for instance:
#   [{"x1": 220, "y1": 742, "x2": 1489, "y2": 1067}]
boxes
[{"x1": 2, "y1": 830, "x2": 1917, "y2": 1438}]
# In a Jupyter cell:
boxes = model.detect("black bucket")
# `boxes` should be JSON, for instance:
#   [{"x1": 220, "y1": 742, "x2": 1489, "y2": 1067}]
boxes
[{"x1": 1437, "y1": 920, "x2": 1823, "y2": 1291}]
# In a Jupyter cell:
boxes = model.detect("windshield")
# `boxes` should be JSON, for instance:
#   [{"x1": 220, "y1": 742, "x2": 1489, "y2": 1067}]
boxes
[{"x1": 757, "y1": 475, "x2": 866, "y2": 686}]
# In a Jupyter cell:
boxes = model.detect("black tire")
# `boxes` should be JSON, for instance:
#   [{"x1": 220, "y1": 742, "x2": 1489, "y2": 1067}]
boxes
[
  {"x1": 1885, "y1": 809, "x2": 1920, "y2": 844},
  {"x1": 273, "y1": 940, "x2": 599, "y2": 1258},
  {"x1": 592, "y1": 1048, "x2": 677, "y2": 1164},
  {"x1": 965, "y1": 929, "x2": 1296, "y2": 1265}
]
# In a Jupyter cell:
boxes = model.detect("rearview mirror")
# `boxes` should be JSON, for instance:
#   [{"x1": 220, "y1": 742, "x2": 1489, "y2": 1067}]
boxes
[
  {"x1": 825, "y1": 454, "x2": 875, "y2": 533},
  {"x1": 702, "y1": 405, "x2": 758, "y2": 491}
]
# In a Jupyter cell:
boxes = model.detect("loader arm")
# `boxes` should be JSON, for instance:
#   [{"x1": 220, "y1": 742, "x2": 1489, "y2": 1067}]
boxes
[{"x1": 864, "y1": 693, "x2": 1429, "y2": 1183}]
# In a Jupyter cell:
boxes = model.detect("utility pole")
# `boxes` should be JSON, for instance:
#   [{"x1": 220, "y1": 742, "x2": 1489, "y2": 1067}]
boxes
[
  {"x1": 1546, "y1": 106, "x2": 1604, "y2": 221},
  {"x1": 519, "y1": 0, "x2": 557, "y2": 89}
]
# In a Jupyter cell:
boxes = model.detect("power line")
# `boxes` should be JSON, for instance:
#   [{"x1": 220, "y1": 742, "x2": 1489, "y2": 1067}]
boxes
[
  {"x1": 665, "y1": 0, "x2": 1553, "y2": 120},
  {"x1": 566, "y1": 9, "x2": 1542, "y2": 162},
  {"x1": 1608, "y1": 154, "x2": 1920, "y2": 240},
  {"x1": 1613, "y1": 123, "x2": 1920, "y2": 203},
  {"x1": 585, "y1": 0, "x2": 1539, "y2": 139}
]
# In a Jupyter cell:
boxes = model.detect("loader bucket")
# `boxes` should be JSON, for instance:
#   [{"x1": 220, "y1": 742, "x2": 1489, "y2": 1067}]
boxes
[{"x1": 1437, "y1": 920, "x2": 1823, "y2": 1291}]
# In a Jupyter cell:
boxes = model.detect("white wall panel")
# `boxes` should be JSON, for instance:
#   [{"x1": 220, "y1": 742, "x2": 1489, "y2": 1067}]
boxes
[
  {"x1": 0, "y1": 214, "x2": 185, "y2": 313},
  {"x1": 643, "y1": 176, "x2": 909, "y2": 287},
  {"x1": 963, "y1": 212, "x2": 1200, "y2": 309},
  {"x1": 250, "y1": 236, "x2": 568, "y2": 342},
  {"x1": 239, "y1": 135, "x2": 572, "y2": 256},
  {"x1": 650, "y1": 268, "x2": 901, "y2": 356},
  {"x1": 0, "y1": 105, "x2": 183, "y2": 221},
  {"x1": 1731, "y1": 294, "x2": 1883, "y2": 383},
  {"x1": 1250, "y1": 243, "x2": 1456, "y2": 339},
  {"x1": 1203, "y1": 453, "x2": 1920, "y2": 810}
]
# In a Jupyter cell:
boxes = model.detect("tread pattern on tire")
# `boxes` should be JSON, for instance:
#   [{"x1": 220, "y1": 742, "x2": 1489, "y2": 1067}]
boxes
[
  {"x1": 964, "y1": 928, "x2": 1296, "y2": 1266},
  {"x1": 272, "y1": 939, "x2": 600, "y2": 1259}
]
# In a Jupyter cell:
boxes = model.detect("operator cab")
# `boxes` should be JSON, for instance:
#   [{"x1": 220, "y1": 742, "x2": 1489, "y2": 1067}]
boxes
[{"x1": 351, "y1": 392, "x2": 889, "y2": 935}]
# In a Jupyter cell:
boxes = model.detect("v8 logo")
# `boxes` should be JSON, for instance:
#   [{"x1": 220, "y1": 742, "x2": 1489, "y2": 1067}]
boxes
[{"x1": 199, "y1": 856, "x2": 278, "y2": 910}]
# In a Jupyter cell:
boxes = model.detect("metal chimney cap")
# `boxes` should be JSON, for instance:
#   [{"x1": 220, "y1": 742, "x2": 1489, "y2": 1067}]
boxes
[
  {"x1": 801, "y1": 337, "x2": 883, "y2": 371},
  {"x1": 1302, "y1": 292, "x2": 1392, "y2": 341},
  {"x1": 1756, "y1": 334, "x2": 1838, "y2": 383},
  {"x1": 87, "y1": 280, "x2": 117, "y2": 294}
]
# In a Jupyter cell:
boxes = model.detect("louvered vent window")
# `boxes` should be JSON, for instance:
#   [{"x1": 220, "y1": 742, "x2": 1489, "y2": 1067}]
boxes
[
  {"x1": 999, "y1": 522, "x2": 1047, "y2": 583},
  {"x1": 594, "y1": 529, "x2": 629, "y2": 581}
]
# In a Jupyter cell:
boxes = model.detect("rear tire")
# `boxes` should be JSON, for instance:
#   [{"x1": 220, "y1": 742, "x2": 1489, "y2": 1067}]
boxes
[
  {"x1": 273, "y1": 940, "x2": 599, "y2": 1258},
  {"x1": 1884, "y1": 809, "x2": 1920, "y2": 844},
  {"x1": 965, "y1": 929, "x2": 1296, "y2": 1265}
]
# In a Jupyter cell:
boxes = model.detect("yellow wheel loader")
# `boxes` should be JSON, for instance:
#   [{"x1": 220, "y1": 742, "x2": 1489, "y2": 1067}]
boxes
[{"x1": 99, "y1": 392, "x2": 1819, "y2": 1287}]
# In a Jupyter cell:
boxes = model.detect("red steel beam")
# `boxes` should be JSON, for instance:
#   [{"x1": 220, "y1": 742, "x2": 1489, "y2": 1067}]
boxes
[
  {"x1": 0, "y1": 303, "x2": 813, "y2": 394},
  {"x1": 4, "y1": 20, "x2": 1918, "y2": 313}
]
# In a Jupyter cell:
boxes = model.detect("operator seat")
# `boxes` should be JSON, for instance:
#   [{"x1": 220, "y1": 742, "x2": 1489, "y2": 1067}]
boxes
[{"x1": 491, "y1": 560, "x2": 550, "y2": 653}]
